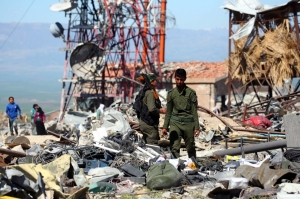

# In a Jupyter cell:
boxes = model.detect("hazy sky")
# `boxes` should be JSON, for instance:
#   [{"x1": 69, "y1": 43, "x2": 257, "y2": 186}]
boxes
[{"x1": 0, "y1": 0, "x2": 290, "y2": 29}]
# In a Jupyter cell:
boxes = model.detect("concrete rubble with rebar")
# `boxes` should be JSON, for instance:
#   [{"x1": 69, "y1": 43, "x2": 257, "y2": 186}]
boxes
[{"x1": 0, "y1": 89, "x2": 300, "y2": 199}]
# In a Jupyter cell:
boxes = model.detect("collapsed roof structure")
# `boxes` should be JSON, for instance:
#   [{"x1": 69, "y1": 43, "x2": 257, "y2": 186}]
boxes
[{"x1": 223, "y1": 0, "x2": 300, "y2": 116}]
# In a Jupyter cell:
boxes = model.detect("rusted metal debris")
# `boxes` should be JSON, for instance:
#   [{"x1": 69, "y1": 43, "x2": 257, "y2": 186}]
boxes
[
  {"x1": 0, "y1": 153, "x2": 9, "y2": 166},
  {"x1": 0, "y1": 148, "x2": 26, "y2": 157},
  {"x1": 230, "y1": 91, "x2": 300, "y2": 119},
  {"x1": 47, "y1": 130, "x2": 77, "y2": 145},
  {"x1": 197, "y1": 105, "x2": 285, "y2": 135}
]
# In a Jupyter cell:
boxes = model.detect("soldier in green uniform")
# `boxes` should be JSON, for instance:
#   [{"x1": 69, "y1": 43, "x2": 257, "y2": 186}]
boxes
[
  {"x1": 134, "y1": 73, "x2": 166, "y2": 145},
  {"x1": 162, "y1": 68, "x2": 200, "y2": 158}
]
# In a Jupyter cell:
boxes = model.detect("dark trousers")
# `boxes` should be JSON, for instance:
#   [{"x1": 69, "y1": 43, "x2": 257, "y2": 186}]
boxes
[{"x1": 36, "y1": 121, "x2": 47, "y2": 135}]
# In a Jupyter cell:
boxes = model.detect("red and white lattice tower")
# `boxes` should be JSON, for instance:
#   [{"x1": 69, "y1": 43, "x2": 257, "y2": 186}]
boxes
[{"x1": 50, "y1": 0, "x2": 167, "y2": 121}]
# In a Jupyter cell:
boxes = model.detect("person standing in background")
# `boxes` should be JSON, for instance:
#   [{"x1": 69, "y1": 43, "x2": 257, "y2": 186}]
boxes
[
  {"x1": 5, "y1": 96, "x2": 22, "y2": 136},
  {"x1": 30, "y1": 104, "x2": 38, "y2": 135},
  {"x1": 134, "y1": 73, "x2": 166, "y2": 145},
  {"x1": 34, "y1": 107, "x2": 47, "y2": 135},
  {"x1": 96, "y1": 104, "x2": 105, "y2": 125},
  {"x1": 162, "y1": 69, "x2": 200, "y2": 158}
]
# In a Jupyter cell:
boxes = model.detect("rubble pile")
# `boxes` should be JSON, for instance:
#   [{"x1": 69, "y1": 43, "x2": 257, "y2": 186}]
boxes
[{"x1": 0, "y1": 94, "x2": 300, "y2": 199}]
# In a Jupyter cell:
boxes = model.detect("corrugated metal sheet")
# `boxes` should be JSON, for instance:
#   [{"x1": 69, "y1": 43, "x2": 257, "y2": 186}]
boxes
[{"x1": 284, "y1": 113, "x2": 300, "y2": 148}]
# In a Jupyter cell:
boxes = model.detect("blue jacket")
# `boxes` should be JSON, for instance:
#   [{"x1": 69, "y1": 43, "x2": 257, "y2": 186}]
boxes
[{"x1": 6, "y1": 102, "x2": 22, "y2": 120}]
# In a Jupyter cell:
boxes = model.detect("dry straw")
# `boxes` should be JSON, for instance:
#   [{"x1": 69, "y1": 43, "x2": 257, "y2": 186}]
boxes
[{"x1": 229, "y1": 19, "x2": 300, "y2": 88}]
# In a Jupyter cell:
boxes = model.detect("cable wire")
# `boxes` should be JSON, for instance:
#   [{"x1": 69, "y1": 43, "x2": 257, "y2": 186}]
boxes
[{"x1": 0, "y1": 0, "x2": 36, "y2": 50}]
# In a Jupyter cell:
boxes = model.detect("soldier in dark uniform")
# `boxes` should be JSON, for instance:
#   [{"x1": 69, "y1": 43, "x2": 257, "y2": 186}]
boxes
[
  {"x1": 135, "y1": 73, "x2": 166, "y2": 145},
  {"x1": 162, "y1": 69, "x2": 200, "y2": 158}
]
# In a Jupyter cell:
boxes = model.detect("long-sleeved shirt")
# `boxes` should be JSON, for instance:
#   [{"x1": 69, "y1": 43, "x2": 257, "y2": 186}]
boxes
[
  {"x1": 143, "y1": 90, "x2": 161, "y2": 116},
  {"x1": 163, "y1": 85, "x2": 200, "y2": 130},
  {"x1": 5, "y1": 102, "x2": 22, "y2": 120},
  {"x1": 34, "y1": 112, "x2": 46, "y2": 123},
  {"x1": 139, "y1": 89, "x2": 162, "y2": 126},
  {"x1": 30, "y1": 108, "x2": 36, "y2": 123}
]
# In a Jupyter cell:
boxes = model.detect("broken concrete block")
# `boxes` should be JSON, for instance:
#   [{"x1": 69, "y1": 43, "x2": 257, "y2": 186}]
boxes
[
  {"x1": 44, "y1": 120, "x2": 57, "y2": 132},
  {"x1": 55, "y1": 123, "x2": 64, "y2": 131},
  {"x1": 11, "y1": 145, "x2": 25, "y2": 153},
  {"x1": 78, "y1": 135, "x2": 93, "y2": 146}
]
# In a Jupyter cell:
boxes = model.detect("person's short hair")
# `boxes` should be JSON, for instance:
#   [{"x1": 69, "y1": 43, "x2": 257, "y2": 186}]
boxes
[
  {"x1": 33, "y1": 104, "x2": 38, "y2": 108},
  {"x1": 175, "y1": 68, "x2": 186, "y2": 78},
  {"x1": 8, "y1": 96, "x2": 14, "y2": 100}
]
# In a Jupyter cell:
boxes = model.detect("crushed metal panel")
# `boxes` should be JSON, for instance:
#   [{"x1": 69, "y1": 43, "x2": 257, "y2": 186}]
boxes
[
  {"x1": 7, "y1": 164, "x2": 60, "y2": 191},
  {"x1": 230, "y1": 17, "x2": 256, "y2": 40},
  {"x1": 222, "y1": 0, "x2": 261, "y2": 15},
  {"x1": 222, "y1": 0, "x2": 295, "y2": 40},
  {"x1": 42, "y1": 154, "x2": 88, "y2": 187},
  {"x1": 235, "y1": 163, "x2": 297, "y2": 189},
  {"x1": 284, "y1": 113, "x2": 300, "y2": 148}
]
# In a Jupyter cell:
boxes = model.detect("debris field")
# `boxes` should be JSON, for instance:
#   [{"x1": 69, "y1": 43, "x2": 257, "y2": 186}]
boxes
[{"x1": 0, "y1": 89, "x2": 300, "y2": 199}]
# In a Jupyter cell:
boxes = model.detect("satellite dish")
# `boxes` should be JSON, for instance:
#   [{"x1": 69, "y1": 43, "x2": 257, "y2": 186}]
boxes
[
  {"x1": 50, "y1": 1, "x2": 78, "y2": 12},
  {"x1": 152, "y1": 10, "x2": 176, "y2": 30},
  {"x1": 50, "y1": 22, "x2": 64, "y2": 38},
  {"x1": 70, "y1": 43, "x2": 105, "y2": 80}
]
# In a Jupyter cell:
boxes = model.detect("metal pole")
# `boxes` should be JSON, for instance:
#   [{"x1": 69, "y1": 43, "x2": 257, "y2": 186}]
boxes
[
  {"x1": 120, "y1": 26, "x2": 127, "y2": 102},
  {"x1": 231, "y1": 85, "x2": 240, "y2": 112},
  {"x1": 59, "y1": 13, "x2": 72, "y2": 122},
  {"x1": 0, "y1": 148, "x2": 26, "y2": 157},
  {"x1": 227, "y1": 11, "x2": 232, "y2": 117},
  {"x1": 213, "y1": 140, "x2": 287, "y2": 157},
  {"x1": 142, "y1": 0, "x2": 149, "y2": 65},
  {"x1": 241, "y1": 137, "x2": 245, "y2": 158},
  {"x1": 242, "y1": 104, "x2": 248, "y2": 122},
  {"x1": 94, "y1": 143, "x2": 121, "y2": 154},
  {"x1": 293, "y1": 2, "x2": 300, "y2": 46},
  {"x1": 101, "y1": 66, "x2": 105, "y2": 104},
  {"x1": 159, "y1": 0, "x2": 166, "y2": 63},
  {"x1": 251, "y1": 81, "x2": 262, "y2": 107},
  {"x1": 47, "y1": 130, "x2": 77, "y2": 144}
]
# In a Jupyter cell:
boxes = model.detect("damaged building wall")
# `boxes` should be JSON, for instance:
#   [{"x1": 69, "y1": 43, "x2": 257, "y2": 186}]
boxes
[
  {"x1": 161, "y1": 62, "x2": 228, "y2": 110},
  {"x1": 162, "y1": 72, "x2": 242, "y2": 110}
]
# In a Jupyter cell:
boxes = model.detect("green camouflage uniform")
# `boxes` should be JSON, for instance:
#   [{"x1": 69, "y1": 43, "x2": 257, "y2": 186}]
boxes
[
  {"x1": 139, "y1": 90, "x2": 161, "y2": 145},
  {"x1": 163, "y1": 85, "x2": 199, "y2": 158}
]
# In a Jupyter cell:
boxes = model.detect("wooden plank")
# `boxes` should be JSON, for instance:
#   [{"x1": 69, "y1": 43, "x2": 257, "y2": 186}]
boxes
[{"x1": 25, "y1": 135, "x2": 60, "y2": 145}]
